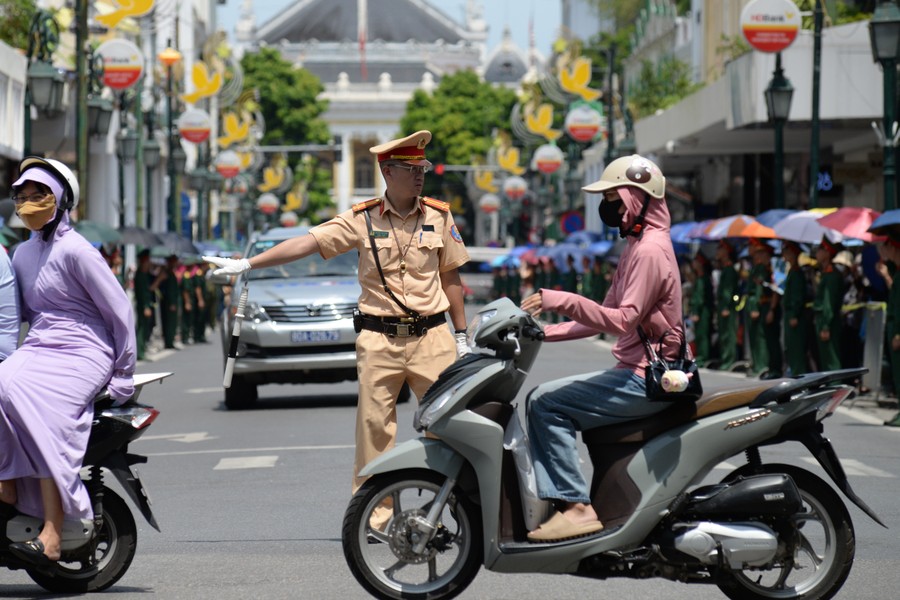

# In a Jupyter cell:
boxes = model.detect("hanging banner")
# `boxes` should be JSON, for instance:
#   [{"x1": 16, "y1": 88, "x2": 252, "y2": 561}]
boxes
[
  {"x1": 740, "y1": 0, "x2": 802, "y2": 54},
  {"x1": 533, "y1": 144, "x2": 564, "y2": 175},
  {"x1": 564, "y1": 102, "x2": 604, "y2": 143},
  {"x1": 257, "y1": 193, "x2": 280, "y2": 215},
  {"x1": 178, "y1": 108, "x2": 212, "y2": 143},
  {"x1": 96, "y1": 39, "x2": 144, "y2": 90},
  {"x1": 215, "y1": 150, "x2": 241, "y2": 179},
  {"x1": 503, "y1": 176, "x2": 528, "y2": 201}
]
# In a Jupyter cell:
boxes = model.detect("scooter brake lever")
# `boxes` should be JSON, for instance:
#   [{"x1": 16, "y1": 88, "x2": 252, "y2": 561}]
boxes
[{"x1": 508, "y1": 331, "x2": 521, "y2": 356}]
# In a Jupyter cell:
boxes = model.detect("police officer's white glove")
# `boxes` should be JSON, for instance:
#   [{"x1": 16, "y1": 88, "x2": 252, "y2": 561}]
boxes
[
  {"x1": 455, "y1": 331, "x2": 471, "y2": 359},
  {"x1": 204, "y1": 255, "x2": 251, "y2": 276}
]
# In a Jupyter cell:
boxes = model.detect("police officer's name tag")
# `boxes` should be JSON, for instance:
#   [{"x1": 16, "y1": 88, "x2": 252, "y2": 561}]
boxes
[{"x1": 370, "y1": 230, "x2": 389, "y2": 238}]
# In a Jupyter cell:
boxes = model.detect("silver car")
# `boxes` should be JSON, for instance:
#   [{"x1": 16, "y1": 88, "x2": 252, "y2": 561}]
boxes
[{"x1": 221, "y1": 226, "x2": 360, "y2": 409}]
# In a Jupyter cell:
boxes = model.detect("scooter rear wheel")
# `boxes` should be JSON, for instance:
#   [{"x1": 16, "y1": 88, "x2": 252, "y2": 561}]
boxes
[
  {"x1": 716, "y1": 464, "x2": 855, "y2": 600},
  {"x1": 342, "y1": 469, "x2": 482, "y2": 600},
  {"x1": 27, "y1": 487, "x2": 137, "y2": 593}
]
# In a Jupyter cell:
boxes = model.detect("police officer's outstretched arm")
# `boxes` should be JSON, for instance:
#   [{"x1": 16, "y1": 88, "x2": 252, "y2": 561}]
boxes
[{"x1": 204, "y1": 234, "x2": 322, "y2": 275}]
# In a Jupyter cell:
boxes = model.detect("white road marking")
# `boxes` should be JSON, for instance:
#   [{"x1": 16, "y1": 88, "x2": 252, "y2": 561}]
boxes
[
  {"x1": 801, "y1": 457, "x2": 895, "y2": 478},
  {"x1": 143, "y1": 444, "x2": 354, "y2": 457},
  {"x1": 214, "y1": 456, "x2": 278, "y2": 470},
  {"x1": 138, "y1": 432, "x2": 217, "y2": 443},
  {"x1": 185, "y1": 387, "x2": 225, "y2": 394},
  {"x1": 835, "y1": 406, "x2": 890, "y2": 426}
]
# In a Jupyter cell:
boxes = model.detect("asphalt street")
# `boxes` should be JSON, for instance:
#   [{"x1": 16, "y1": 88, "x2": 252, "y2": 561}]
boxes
[{"x1": 1, "y1": 318, "x2": 899, "y2": 599}]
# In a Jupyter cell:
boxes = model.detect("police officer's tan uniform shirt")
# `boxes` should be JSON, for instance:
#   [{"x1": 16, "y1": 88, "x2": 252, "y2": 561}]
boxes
[{"x1": 310, "y1": 196, "x2": 469, "y2": 317}]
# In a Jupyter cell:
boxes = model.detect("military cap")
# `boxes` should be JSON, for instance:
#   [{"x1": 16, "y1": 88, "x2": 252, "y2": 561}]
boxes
[
  {"x1": 370, "y1": 130, "x2": 433, "y2": 167},
  {"x1": 748, "y1": 237, "x2": 776, "y2": 254},
  {"x1": 818, "y1": 236, "x2": 843, "y2": 256}
]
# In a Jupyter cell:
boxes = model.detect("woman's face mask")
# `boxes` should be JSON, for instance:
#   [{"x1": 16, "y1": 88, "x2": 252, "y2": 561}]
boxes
[
  {"x1": 598, "y1": 197, "x2": 624, "y2": 230},
  {"x1": 15, "y1": 190, "x2": 58, "y2": 231}
]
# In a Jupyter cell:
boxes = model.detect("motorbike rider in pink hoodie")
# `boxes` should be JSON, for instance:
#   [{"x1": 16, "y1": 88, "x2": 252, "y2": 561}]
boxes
[{"x1": 521, "y1": 154, "x2": 683, "y2": 543}]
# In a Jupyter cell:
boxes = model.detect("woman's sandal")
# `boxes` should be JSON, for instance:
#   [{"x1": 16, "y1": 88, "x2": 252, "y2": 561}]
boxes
[{"x1": 8, "y1": 537, "x2": 59, "y2": 576}]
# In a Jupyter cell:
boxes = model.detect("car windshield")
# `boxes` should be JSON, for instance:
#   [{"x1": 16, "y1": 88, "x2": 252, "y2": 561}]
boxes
[{"x1": 246, "y1": 239, "x2": 358, "y2": 280}]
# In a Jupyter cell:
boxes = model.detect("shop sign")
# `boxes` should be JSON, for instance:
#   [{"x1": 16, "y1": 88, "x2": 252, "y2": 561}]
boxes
[
  {"x1": 741, "y1": 0, "x2": 802, "y2": 54},
  {"x1": 96, "y1": 39, "x2": 144, "y2": 90}
]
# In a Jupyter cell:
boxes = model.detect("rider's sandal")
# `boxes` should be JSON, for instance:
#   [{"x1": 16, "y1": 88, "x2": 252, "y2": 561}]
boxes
[
  {"x1": 526, "y1": 512, "x2": 604, "y2": 543},
  {"x1": 8, "y1": 537, "x2": 59, "y2": 576}
]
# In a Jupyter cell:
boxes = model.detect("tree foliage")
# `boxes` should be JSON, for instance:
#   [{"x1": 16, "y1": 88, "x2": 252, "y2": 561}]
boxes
[
  {"x1": 0, "y1": 0, "x2": 37, "y2": 51},
  {"x1": 629, "y1": 56, "x2": 702, "y2": 119},
  {"x1": 240, "y1": 47, "x2": 333, "y2": 221}
]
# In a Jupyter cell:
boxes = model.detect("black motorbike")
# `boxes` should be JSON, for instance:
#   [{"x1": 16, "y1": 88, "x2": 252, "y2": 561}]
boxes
[{"x1": 0, "y1": 372, "x2": 170, "y2": 593}]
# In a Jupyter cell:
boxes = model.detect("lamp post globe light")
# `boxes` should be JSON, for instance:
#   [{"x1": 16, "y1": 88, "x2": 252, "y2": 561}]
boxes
[
  {"x1": 870, "y1": 0, "x2": 900, "y2": 211},
  {"x1": 23, "y1": 10, "x2": 64, "y2": 156},
  {"x1": 158, "y1": 42, "x2": 182, "y2": 232},
  {"x1": 765, "y1": 53, "x2": 794, "y2": 210}
]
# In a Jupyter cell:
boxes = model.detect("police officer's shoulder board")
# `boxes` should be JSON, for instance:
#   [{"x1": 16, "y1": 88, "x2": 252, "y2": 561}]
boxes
[
  {"x1": 352, "y1": 197, "x2": 383, "y2": 213},
  {"x1": 421, "y1": 196, "x2": 449, "y2": 212}
]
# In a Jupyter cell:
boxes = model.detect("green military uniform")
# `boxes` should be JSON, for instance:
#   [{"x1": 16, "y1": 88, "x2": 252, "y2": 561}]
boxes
[
  {"x1": 159, "y1": 259, "x2": 180, "y2": 349},
  {"x1": 746, "y1": 261, "x2": 769, "y2": 375},
  {"x1": 592, "y1": 261, "x2": 610, "y2": 304},
  {"x1": 506, "y1": 267, "x2": 521, "y2": 305},
  {"x1": 193, "y1": 267, "x2": 209, "y2": 343},
  {"x1": 491, "y1": 268, "x2": 505, "y2": 300},
  {"x1": 716, "y1": 262, "x2": 740, "y2": 370},
  {"x1": 747, "y1": 243, "x2": 782, "y2": 377},
  {"x1": 689, "y1": 263, "x2": 713, "y2": 366},
  {"x1": 181, "y1": 266, "x2": 194, "y2": 344},
  {"x1": 782, "y1": 263, "x2": 812, "y2": 376},
  {"x1": 813, "y1": 265, "x2": 844, "y2": 371},
  {"x1": 580, "y1": 264, "x2": 593, "y2": 299},
  {"x1": 884, "y1": 258, "x2": 900, "y2": 426},
  {"x1": 133, "y1": 261, "x2": 154, "y2": 360}
]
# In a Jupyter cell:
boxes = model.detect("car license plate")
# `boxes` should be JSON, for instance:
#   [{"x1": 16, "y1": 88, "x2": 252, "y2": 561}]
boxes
[{"x1": 291, "y1": 330, "x2": 340, "y2": 343}]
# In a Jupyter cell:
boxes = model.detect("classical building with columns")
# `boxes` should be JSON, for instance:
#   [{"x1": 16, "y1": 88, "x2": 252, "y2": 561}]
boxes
[{"x1": 236, "y1": 0, "x2": 538, "y2": 214}]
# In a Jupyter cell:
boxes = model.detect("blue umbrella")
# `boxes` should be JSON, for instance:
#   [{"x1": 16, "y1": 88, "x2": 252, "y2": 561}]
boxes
[
  {"x1": 869, "y1": 208, "x2": 900, "y2": 234},
  {"x1": 670, "y1": 221, "x2": 698, "y2": 244},
  {"x1": 508, "y1": 244, "x2": 536, "y2": 258},
  {"x1": 565, "y1": 230, "x2": 603, "y2": 247},
  {"x1": 587, "y1": 240, "x2": 613, "y2": 256},
  {"x1": 755, "y1": 208, "x2": 797, "y2": 227}
]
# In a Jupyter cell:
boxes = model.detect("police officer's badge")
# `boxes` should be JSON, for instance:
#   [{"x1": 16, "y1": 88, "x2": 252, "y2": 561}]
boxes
[{"x1": 450, "y1": 225, "x2": 463, "y2": 243}]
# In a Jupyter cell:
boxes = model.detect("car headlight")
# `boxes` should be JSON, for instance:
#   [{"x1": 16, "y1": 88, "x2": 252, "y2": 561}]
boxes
[
  {"x1": 466, "y1": 309, "x2": 497, "y2": 348},
  {"x1": 243, "y1": 301, "x2": 269, "y2": 323},
  {"x1": 414, "y1": 374, "x2": 475, "y2": 431}
]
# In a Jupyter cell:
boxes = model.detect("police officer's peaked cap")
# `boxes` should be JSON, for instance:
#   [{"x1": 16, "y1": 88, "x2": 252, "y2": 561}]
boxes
[{"x1": 370, "y1": 130, "x2": 433, "y2": 167}]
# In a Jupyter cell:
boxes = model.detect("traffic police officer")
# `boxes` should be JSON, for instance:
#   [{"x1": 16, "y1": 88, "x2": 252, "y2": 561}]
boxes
[
  {"x1": 813, "y1": 236, "x2": 844, "y2": 371},
  {"x1": 204, "y1": 130, "x2": 470, "y2": 527}
]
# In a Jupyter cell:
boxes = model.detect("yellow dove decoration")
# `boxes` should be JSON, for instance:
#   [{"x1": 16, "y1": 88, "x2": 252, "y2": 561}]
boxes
[
  {"x1": 474, "y1": 170, "x2": 499, "y2": 193},
  {"x1": 525, "y1": 103, "x2": 562, "y2": 142},
  {"x1": 96, "y1": 0, "x2": 155, "y2": 29},
  {"x1": 284, "y1": 186, "x2": 306, "y2": 213},
  {"x1": 497, "y1": 147, "x2": 526, "y2": 176},
  {"x1": 218, "y1": 112, "x2": 250, "y2": 148},
  {"x1": 238, "y1": 151, "x2": 255, "y2": 170},
  {"x1": 559, "y1": 56, "x2": 602, "y2": 102},
  {"x1": 181, "y1": 61, "x2": 222, "y2": 105},
  {"x1": 257, "y1": 167, "x2": 285, "y2": 193}
]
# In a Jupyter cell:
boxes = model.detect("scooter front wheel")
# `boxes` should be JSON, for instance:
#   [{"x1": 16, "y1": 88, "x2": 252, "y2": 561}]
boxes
[{"x1": 342, "y1": 469, "x2": 482, "y2": 600}]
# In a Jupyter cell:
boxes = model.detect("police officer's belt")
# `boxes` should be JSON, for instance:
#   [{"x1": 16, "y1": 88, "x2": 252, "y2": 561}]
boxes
[{"x1": 358, "y1": 312, "x2": 446, "y2": 337}]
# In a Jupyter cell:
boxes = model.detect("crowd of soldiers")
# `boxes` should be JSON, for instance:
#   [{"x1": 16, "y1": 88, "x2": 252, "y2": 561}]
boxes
[
  {"x1": 121, "y1": 249, "x2": 221, "y2": 360},
  {"x1": 490, "y1": 237, "x2": 900, "y2": 425}
]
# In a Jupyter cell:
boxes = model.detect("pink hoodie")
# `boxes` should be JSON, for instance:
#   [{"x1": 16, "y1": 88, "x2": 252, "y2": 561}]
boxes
[{"x1": 540, "y1": 186, "x2": 683, "y2": 376}]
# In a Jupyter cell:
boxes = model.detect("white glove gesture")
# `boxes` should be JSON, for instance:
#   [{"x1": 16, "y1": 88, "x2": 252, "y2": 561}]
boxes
[
  {"x1": 204, "y1": 255, "x2": 252, "y2": 276},
  {"x1": 455, "y1": 331, "x2": 471, "y2": 359}
]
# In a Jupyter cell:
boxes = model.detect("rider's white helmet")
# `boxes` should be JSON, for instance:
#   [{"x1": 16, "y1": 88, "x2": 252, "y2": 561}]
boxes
[
  {"x1": 17, "y1": 156, "x2": 80, "y2": 211},
  {"x1": 582, "y1": 154, "x2": 666, "y2": 199}
]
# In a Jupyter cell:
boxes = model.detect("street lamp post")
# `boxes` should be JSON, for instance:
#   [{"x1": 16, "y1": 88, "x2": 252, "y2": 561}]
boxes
[
  {"x1": 158, "y1": 42, "x2": 182, "y2": 232},
  {"x1": 23, "y1": 10, "x2": 63, "y2": 157},
  {"x1": 765, "y1": 53, "x2": 794, "y2": 210},
  {"x1": 870, "y1": 0, "x2": 900, "y2": 211}
]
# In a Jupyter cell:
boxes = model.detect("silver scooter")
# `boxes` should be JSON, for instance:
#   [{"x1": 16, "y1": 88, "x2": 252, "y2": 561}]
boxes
[{"x1": 342, "y1": 298, "x2": 884, "y2": 600}]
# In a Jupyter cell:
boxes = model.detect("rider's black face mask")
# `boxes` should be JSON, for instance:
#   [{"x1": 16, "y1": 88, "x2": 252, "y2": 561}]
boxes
[{"x1": 598, "y1": 199, "x2": 624, "y2": 230}]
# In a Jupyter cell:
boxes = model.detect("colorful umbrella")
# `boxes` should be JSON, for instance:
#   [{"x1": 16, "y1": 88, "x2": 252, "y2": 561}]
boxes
[
  {"x1": 869, "y1": 208, "x2": 900, "y2": 235},
  {"x1": 692, "y1": 214, "x2": 757, "y2": 240},
  {"x1": 772, "y1": 210, "x2": 843, "y2": 244},
  {"x1": 670, "y1": 221, "x2": 698, "y2": 244},
  {"x1": 118, "y1": 226, "x2": 163, "y2": 247},
  {"x1": 74, "y1": 220, "x2": 123, "y2": 244},
  {"x1": 755, "y1": 208, "x2": 797, "y2": 227},
  {"x1": 735, "y1": 220, "x2": 777, "y2": 238},
  {"x1": 816, "y1": 206, "x2": 885, "y2": 242}
]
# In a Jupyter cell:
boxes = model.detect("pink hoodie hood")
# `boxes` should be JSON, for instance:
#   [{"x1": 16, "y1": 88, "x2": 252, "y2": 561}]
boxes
[{"x1": 540, "y1": 185, "x2": 683, "y2": 374}]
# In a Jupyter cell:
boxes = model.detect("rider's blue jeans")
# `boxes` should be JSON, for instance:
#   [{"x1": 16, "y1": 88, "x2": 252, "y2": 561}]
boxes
[{"x1": 527, "y1": 368, "x2": 669, "y2": 505}]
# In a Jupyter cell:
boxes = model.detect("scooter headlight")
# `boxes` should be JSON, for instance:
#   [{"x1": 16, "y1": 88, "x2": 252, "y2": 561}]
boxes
[
  {"x1": 466, "y1": 309, "x2": 497, "y2": 348},
  {"x1": 414, "y1": 374, "x2": 476, "y2": 431}
]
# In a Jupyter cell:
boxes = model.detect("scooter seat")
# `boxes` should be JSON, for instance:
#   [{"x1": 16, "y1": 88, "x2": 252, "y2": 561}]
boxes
[{"x1": 581, "y1": 378, "x2": 790, "y2": 446}]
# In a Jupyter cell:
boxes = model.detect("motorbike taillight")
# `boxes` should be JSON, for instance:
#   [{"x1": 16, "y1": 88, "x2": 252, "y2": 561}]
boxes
[{"x1": 101, "y1": 406, "x2": 160, "y2": 429}]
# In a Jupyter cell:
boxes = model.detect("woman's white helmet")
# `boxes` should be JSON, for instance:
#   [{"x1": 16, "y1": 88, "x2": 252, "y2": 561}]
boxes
[
  {"x1": 17, "y1": 156, "x2": 80, "y2": 211},
  {"x1": 582, "y1": 154, "x2": 666, "y2": 199}
]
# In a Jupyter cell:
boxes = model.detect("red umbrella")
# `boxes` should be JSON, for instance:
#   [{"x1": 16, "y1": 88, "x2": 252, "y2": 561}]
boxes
[{"x1": 816, "y1": 207, "x2": 886, "y2": 243}]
